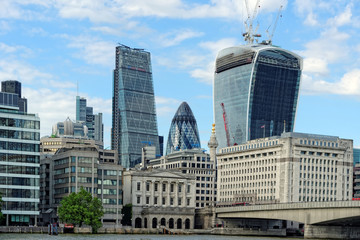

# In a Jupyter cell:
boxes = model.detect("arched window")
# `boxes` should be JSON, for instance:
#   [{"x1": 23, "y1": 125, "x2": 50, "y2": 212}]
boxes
[
  {"x1": 160, "y1": 218, "x2": 166, "y2": 226},
  {"x1": 135, "y1": 218, "x2": 142, "y2": 228},
  {"x1": 169, "y1": 218, "x2": 174, "y2": 229},
  {"x1": 152, "y1": 218, "x2": 157, "y2": 228},
  {"x1": 177, "y1": 218, "x2": 182, "y2": 229},
  {"x1": 185, "y1": 218, "x2": 191, "y2": 229}
]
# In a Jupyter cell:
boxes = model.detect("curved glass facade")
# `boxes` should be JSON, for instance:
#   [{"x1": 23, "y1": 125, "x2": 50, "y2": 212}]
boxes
[
  {"x1": 166, "y1": 102, "x2": 201, "y2": 155},
  {"x1": 214, "y1": 45, "x2": 302, "y2": 149}
]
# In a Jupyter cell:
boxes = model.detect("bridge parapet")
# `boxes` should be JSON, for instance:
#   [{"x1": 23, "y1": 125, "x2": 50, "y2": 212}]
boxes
[{"x1": 216, "y1": 201, "x2": 360, "y2": 214}]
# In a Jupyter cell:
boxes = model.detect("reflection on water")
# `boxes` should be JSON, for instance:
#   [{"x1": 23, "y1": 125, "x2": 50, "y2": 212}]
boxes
[{"x1": 0, "y1": 234, "x2": 305, "y2": 240}]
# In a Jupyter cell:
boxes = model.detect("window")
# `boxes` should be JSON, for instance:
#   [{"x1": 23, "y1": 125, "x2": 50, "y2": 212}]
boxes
[
  {"x1": 187, "y1": 185, "x2": 191, "y2": 193},
  {"x1": 162, "y1": 183, "x2": 166, "y2": 192},
  {"x1": 178, "y1": 198, "x2": 182, "y2": 206},
  {"x1": 154, "y1": 197, "x2": 158, "y2": 205},
  {"x1": 170, "y1": 198, "x2": 173, "y2": 205},
  {"x1": 187, "y1": 198, "x2": 190, "y2": 206},
  {"x1": 154, "y1": 183, "x2": 158, "y2": 191},
  {"x1": 178, "y1": 184, "x2": 182, "y2": 193},
  {"x1": 170, "y1": 184, "x2": 174, "y2": 192},
  {"x1": 162, "y1": 197, "x2": 166, "y2": 205},
  {"x1": 137, "y1": 196, "x2": 141, "y2": 204},
  {"x1": 146, "y1": 182, "x2": 150, "y2": 191},
  {"x1": 137, "y1": 182, "x2": 141, "y2": 191},
  {"x1": 146, "y1": 196, "x2": 149, "y2": 204}
]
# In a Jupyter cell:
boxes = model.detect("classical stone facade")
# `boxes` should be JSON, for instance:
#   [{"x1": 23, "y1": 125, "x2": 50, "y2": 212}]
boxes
[
  {"x1": 148, "y1": 149, "x2": 216, "y2": 209},
  {"x1": 123, "y1": 168, "x2": 195, "y2": 229},
  {"x1": 217, "y1": 132, "x2": 353, "y2": 205}
]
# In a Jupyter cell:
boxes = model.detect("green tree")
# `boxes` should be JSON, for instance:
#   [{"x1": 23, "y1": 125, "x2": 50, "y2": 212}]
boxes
[
  {"x1": 58, "y1": 188, "x2": 104, "y2": 233},
  {"x1": 121, "y1": 204, "x2": 132, "y2": 226}
]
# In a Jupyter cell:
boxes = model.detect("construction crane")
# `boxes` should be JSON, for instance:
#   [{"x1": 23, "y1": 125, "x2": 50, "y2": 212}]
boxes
[
  {"x1": 220, "y1": 103, "x2": 231, "y2": 147},
  {"x1": 265, "y1": 5, "x2": 283, "y2": 45},
  {"x1": 243, "y1": 0, "x2": 261, "y2": 44}
]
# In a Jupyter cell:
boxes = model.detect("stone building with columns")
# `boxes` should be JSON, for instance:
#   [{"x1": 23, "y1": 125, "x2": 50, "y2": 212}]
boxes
[
  {"x1": 123, "y1": 168, "x2": 196, "y2": 229},
  {"x1": 217, "y1": 132, "x2": 353, "y2": 205}
]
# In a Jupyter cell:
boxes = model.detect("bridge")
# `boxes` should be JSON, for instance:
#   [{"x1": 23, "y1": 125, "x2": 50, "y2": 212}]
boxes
[{"x1": 216, "y1": 201, "x2": 360, "y2": 239}]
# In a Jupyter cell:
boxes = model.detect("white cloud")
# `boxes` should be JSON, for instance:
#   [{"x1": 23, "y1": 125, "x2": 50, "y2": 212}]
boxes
[
  {"x1": 24, "y1": 87, "x2": 112, "y2": 138},
  {"x1": 301, "y1": 69, "x2": 360, "y2": 96},
  {"x1": 24, "y1": 87, "x2": 76, "y2": 137},
  {"x1": 327, "y1": 4, "x2": 352, "y2": 27},
  {"x1": 155, "y1": 96, "x2": 181, "y2": 117},
  {"x1": 190, "y1": 38, "x2": 239, "y2": 85},
  {"x1": 299, "y1": 27, "x2": 350, "y2": 76},
  {"x1": 87, "y1": 97, "x2": 112, "y2": 115},
  {"x1": 304, "y1": 12, "x2": 319, "y2": 26},
  {"x1": 55, "y1": 0, "x2": 120, "y2": 23},
  {"x1": 65, "y1": 35, "x2": 115, "y2": 66},
  {"x1": 0, "y1": 59, "x2": 52, "y2": 84},
  {"x1": 159, "y1": 29, "x2": 204, "y2": 47},
  {"x1": 52, "y1": 0, "x2": 285, "y2": 23}
]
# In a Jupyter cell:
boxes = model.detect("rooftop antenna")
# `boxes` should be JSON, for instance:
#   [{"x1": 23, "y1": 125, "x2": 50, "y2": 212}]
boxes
[{"x1": 243, "y1": 0, "x2": 261, "y2": 44}]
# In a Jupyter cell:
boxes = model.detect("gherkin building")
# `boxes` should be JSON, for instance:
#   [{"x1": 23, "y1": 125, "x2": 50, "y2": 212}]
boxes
[{"x1": 166, "y1": 102, "x2": 201, "y2": 155}]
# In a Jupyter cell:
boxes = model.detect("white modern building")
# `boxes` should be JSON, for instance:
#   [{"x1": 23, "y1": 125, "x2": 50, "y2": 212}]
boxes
[
  {"x1": 217, "y1": 132, "x2": 353, "y2": 205},
  {"x1": 123, "y1": 168, "x2": 196, "y2": 229},
  {"x1": 0, "y1": 91, "x2": 40, "y2": 226}
]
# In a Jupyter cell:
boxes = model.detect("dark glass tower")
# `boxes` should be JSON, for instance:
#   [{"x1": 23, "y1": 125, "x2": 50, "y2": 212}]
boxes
[
  {"x1": 214, "y1": 44, "x2": 303, "y2": 149},
  {"x1": 166, "y1": 102, "x2": 201, "y2": 155},
  {"x1": 1, "y1": 80, "x2": 27, "y2": 113},
  {"x1": 112, "y1": 44, "x2": 160, "y2": 168}
]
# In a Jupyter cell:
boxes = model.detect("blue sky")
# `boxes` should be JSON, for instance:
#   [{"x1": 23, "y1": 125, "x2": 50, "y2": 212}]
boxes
[{"x1": 0, "y1": 0, "x2": 359, "y2": 150}]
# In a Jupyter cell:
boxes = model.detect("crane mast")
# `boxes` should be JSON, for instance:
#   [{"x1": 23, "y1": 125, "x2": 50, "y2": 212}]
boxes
[
  {"x1": 220, "y1": 103, "x2": 231, "y2": 147},
  {"x1": 243, "y1": 0, "x2": 261, "y2": 44},
  {"x1": 266, "y1": 5, "x2": 283, "y2": 45}
]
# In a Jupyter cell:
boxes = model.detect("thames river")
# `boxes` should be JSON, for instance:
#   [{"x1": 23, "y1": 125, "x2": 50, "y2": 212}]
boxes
[{"x1": 0, "y1": 234, "x2": 307, "y2": 240}]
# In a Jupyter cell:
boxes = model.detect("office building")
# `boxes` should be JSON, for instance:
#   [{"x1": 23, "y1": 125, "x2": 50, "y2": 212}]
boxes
[
  {"x1": 39, "y1": 141, "x2": 122, "y2": 226},
  {"x1": 166, "y1": 102, "x2": 201, "y2": 155},
  {"x1": 0, "y1": 88, "x2": 40, "y2": 226},
  {"x1": 217, "y1": 132, "x2": 353, "y2": 205},
  {"x1": 123, "y1": 168, "x2": 195, "y2": 229},
  {"x1": 214, "y1": 44, "x2": 303, "y2": 148},
  {"x1": 1, "y1": 80, "x2": 27, "y2": 113},
  {"x1": 76, "y1": 96, "x2": 103, "y2": 144},
  {"x1": 52, "y1": 117, "x2": 88, "y2": 138},
  {"x1": 112, "y1": 44, "x2": 160, "y2": 168}
]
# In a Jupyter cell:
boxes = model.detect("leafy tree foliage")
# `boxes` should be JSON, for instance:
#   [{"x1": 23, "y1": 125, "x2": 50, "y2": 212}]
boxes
[
  {"x1": 58, "y1": 188, "x2": 104, "y2": 233},
  {"x1": 121, "y1": 203, "x2": 132, "y2": 226}
]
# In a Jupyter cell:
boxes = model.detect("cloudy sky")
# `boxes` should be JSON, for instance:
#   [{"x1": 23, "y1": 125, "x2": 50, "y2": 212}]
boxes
[{"x1": 0, "y1": 0, "x2": 359, "y2": 150}]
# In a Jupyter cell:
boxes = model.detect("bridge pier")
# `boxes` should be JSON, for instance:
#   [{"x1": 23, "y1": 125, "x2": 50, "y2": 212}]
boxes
[{"x1": 305, "y1": 225, "x2": 360, "y2": 239}]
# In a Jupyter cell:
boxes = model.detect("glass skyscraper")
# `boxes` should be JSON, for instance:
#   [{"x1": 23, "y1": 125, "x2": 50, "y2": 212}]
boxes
[
  {"x1": 166, "y1": 102, "x2": 201, "y2": 155},
  {"x1": 0, "y1": 91, "x2": 40, "y2": 226},
  {"x1": 214, "y1": 44, "x2": 303, "y2": 148},
  {"x1": 112, "y1": 44, "x2": 160, "y2": 168},
  {"x1": 75, "y1": 96, "x2": 104, "y2": 145}
]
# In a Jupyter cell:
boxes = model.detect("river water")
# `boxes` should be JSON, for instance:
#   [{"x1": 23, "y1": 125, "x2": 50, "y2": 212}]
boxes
[{"x1": 0, "y1": 234, "x2": 306, "y2": 240}]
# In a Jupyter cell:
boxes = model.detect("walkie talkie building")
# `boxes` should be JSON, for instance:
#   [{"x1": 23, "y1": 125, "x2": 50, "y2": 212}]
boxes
[
  {"x1": 214, "y1": 44, "x2": 303, "y2": 149},
  {"x1": 112, "y1": 45, "x2": 160, "y2": 168}
]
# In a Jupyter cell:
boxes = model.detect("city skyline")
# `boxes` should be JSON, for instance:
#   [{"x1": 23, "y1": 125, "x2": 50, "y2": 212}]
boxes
[{"x1": 0, "y1": 1, "x2": 359, "y2": 149}]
